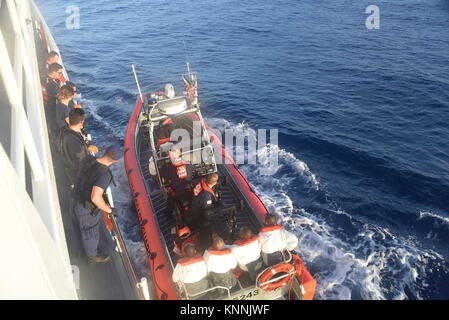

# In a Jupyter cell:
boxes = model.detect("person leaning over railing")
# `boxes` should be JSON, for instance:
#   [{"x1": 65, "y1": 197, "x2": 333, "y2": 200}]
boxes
[
  {"x1": 42, "y1": 62, "x2": 63, "y2": 140},
  {"x1": 59, "y1": 108, "x2": 98, "y2": 187},
  {"x1": 54, "y1": 84, "x2": 74, "y2": 135},
  {"x1": 39, "y1": 50, "x2": 60, "y2": 83},
  {"x1": 71, "y1": 146, "x2": 122, "y2": 264},
  {"x1": 65, "y1": 81, "x2": 83, "y2": 110}
]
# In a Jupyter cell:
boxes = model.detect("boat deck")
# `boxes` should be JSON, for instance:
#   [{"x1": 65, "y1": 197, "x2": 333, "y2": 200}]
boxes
[
  {"x1": 135, "y1": 115, "x2": 263, "y2": 278},
  {"x1": 52, "y1": 150, "x2": 138, "y2": 299}
]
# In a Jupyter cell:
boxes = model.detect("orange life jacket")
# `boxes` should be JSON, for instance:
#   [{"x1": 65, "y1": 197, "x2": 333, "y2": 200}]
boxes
[
  {"x1": 193, "y1": 178, "x2": 216, "y2": 199},
  {"x1": 178, "y1": 254, "x2": 204, "y2": 266}
]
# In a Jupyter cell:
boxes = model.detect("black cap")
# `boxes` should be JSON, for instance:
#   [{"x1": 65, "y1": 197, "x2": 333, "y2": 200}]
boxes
[{"x1": 105, "y1": 145, "x2": 123, "y2": 160}]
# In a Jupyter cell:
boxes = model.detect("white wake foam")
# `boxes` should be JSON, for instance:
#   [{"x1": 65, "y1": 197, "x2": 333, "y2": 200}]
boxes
[{"x1": 207, "y1": 117, "x2": 439, "y2": 300}]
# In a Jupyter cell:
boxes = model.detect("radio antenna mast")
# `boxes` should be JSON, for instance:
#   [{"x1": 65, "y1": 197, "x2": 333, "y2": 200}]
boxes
[
  {"x1": 131, "y1": 64, "x2": 144, "y2": 103},
  {"x1": 183, "y1": 40, "x2": 192, "y2": 80}
]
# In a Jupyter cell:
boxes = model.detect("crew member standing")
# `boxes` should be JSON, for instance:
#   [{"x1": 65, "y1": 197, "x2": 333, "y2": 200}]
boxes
[
  {"x1": 172, "y1": 243, "x2": 210, "y2": 299},
  {"x1": 59, "y1": 108, "x2": 98, "y2": 186},
  {"x1": 54, "y1": 84, "x2": 75, "y2": 136},
  {"x1": 163, "y1": 148, "x2": 194, "y2": 219},
  {"x1": 43, "y1": 63, "x2": 63, "y2": 139},
  {"x1": 258, "y1": 213, "x2": 299, "y2": 266},
  {"x1": 39, "y1": 51, "x2": 60, "y2": 83},
  {"x1": 188, "y1": 173, "x2": 220, "y2": 251},
  {"x1": 72, "y1": 145, "x2": 122, "y2": 264}
]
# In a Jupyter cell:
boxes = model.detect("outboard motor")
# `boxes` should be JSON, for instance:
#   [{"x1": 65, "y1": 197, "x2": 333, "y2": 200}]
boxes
[{"x1": 165, "y1": 83, "x2": 175, "y2": 99}]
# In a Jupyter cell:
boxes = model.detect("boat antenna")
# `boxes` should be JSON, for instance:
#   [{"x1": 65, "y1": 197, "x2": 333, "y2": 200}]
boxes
[
  {"x1": 183, "y1": 40, "x2": 192, "y2": 80},
  {"x1": 131, "y1": 64, "x2": 144, "y2": 103}
]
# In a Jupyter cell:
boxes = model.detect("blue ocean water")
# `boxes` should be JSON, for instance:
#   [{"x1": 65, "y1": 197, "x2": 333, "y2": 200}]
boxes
[{"x1": 37, "y1": 0, "x2": 449, "y2": 299}]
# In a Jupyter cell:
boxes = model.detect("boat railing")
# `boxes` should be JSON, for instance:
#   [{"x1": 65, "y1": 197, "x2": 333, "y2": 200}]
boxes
[
  {"x1": 255, "y1": 250, "x2": 295, "y2": 289},
  {"x1": 177, "y1": 282, "x2": 233, "y2": 300}
]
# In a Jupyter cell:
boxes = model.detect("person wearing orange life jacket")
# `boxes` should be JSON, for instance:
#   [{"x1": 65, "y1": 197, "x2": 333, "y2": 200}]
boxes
[
  {"x1": 187, "y1": 173, "x2": 220, "y2": 251},
  {"x1": 162, "y1": 148, "x2": 194, "y2": 219},
  {"x1": 258, "y1": 213, "x2": 299, "y2": 266},
  {"x1": 203, "y1": 236, "x2": 238, "y2": 296},
  {"x1": 172, "y1": 243, "x2": 210, "y2": 299},
  {"x1": 230, "y1": 226, "x2": 264, "y2": 281},
  {"x1": 173, "y1": 224, "x2": 198, "y2": 257}
]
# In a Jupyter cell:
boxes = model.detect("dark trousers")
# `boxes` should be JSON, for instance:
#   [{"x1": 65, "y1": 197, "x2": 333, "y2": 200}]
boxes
[
  {"x1": 184, "y1": 278, "x2": 210, "y2": 300},
  {"x1": 208, "y1": 271, "x2": 237, "y2": 296},
  {"x1": 73, "y1": 201, "x2": 101, "y2": 258},
  {"x1": 263, "y1": 251, "x2": 284, "y2": 266},
  {"x1": 245, "y1": 256, "x2": 264, "y2": 281},
  {"x1": 185, "y1": 209, "x2": 216, "y2": 253}
]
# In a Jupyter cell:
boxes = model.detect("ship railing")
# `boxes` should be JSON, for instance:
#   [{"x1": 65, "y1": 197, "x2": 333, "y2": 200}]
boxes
[
  {"x1": 35, "y1": 7, "x2": 150, "y2": 301},
  {"x1": 0, "y1": 0, "x2": 77, "y2": 298}
]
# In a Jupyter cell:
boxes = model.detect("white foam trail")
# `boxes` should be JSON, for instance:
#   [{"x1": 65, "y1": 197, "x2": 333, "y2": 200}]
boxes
[
  {"x1": 206, "y1": 117, "x2": 320, "y2": 190},
  {"x1": 205, "y1": 118, "x2": 440, "y2": 300},
  {"x1": 418, "y1": 210, "x2": 449, "y2": 225}
]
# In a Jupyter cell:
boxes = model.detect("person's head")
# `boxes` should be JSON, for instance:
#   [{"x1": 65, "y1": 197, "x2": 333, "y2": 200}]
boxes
[
  {"x1": 184, "y1": 243, "x2": 197, "y2": 258},
  {"x1": 239, "y1": 226, "x2": 254, "y2": 240},
  {"x1": 264, "y1": 213, "x2": 277, "y2": 226},
  {"x1": 46, "y1": 51, "x2": 60, "y2": 64},
  {"x1": 206, "y1": 173, "x2": 219, "y2": 188},
  {"x1": 48, "y1": 63, "x2": 63, "y2": 79},
  {"x1": 99, "y1": 145, "x2": 124, "y2": 166},
  {"x1": 212, "y1": 236, "x2": 225, "y2": 250},
  {"x1": 58, "y1": 84, "x2": 75, "y2": 102},
  {"x1": 65, "y1": 81, "x2": 77, "y2": 95},
  {"x1": 68, "y1": 108, "x2": 85, "y2": 131}
]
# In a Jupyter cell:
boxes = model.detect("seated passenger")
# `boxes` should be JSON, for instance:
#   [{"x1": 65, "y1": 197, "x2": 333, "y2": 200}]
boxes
[
  {"x1": 157, "y1": 117, "x2": 174, "y2": 147},
  {"x1": 187, "y1": 173, "x2": 220, "y2": 251},
  {"x1": 173, "y1": 224, "x2": 198, "y2": 257},
  {"x1": 172, "y1": 243, "x2": 210, "y2": 299},
  {"x1": 258, "y1": 213, "x2": 299, "y2": 266},
  {"x1": 59, "y1": 108, "x2": 97, "y2": 186},
  {"x1": 54, "y1": 85, "x2": 75, "y2": 136},
  {"x1": 230, "y1": 227, "x2": 264, "y2": 281},
  {"x1": 163, "y1": 148, "x2": 194, "y2": 218},
  {"x1": 203, "y1": 236, "x2": 238, "y2": 296}
]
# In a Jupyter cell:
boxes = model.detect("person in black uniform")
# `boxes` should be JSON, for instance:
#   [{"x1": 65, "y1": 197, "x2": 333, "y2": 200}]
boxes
[
  {"x1": 65, "y1": 81, "x2": 83, "y2": 110},
  {"x1": 59, "y1": 108, "x2": 98, "y2": 186},
  {"x1": 39, "y1": 51, "x2": 60, "y2": 83},
  {"x1": 187, "y1": 173, "x2": 220, "y2": 252},
  {"x1": 162, "y1": 148, "x2": 194, "y2": 220},
  {"x1": 54, "y1": 85, "x2": 75, "y2": 137},
  {"x1": 72, "y1": 145, "x2": 122, "y2": 264},
  {"x1": 43, "y1": 63, "x2": 63, "y2": 140}
]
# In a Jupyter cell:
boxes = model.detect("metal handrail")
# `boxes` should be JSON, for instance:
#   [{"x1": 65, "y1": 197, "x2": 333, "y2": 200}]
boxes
[{"x1": 178, "y1": 282, "x2": 232, "y2": 299}]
